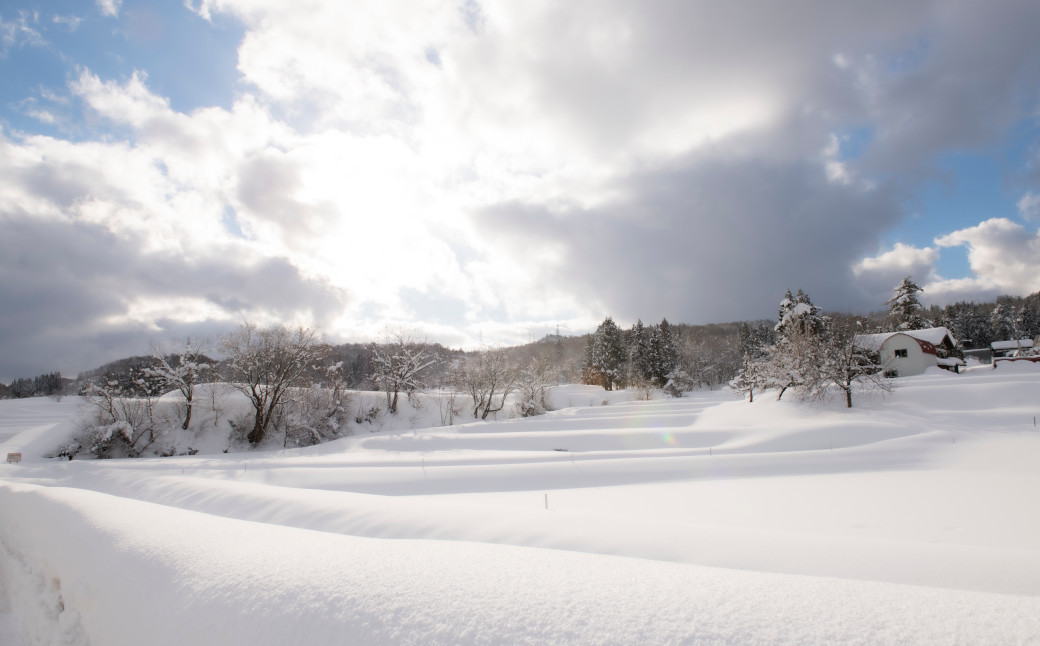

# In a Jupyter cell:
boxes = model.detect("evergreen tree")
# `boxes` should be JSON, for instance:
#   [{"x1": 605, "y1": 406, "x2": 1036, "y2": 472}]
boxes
[
  {"x1": 595, "y1": 317, "x2": 627, "y2": 391},
  {"x1": 1018, "y1": 293, "x2": 1040, "y2": 339},
  {"x1": 886, "y1": 276, "x2": 930, "y2": 331},
  {"x1": 770, "y1": 289, "x2": 827, "y2": 400},
  {"x1": 582, "y1": 317, "x2": 627, "y2": 391},
  {"x1": 628, "y1": 320, "x2": 653, "y2": 388},
  {"x1": 647, "y1": 318, "x2": 679, "y2": 388},
  {"x1": 580, "y1": 334, "x2": 604, "y2": 388},
  {"x1": 990, "y1": 298, "x2": 1017, "y2": 341}
]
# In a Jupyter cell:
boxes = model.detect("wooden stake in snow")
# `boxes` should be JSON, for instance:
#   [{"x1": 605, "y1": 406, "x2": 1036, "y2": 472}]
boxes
[{"x1": 544, "y1": 493, "x2": 549, "y2": 510}]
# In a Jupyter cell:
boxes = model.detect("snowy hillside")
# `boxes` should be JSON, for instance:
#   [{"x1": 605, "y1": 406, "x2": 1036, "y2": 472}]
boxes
[{"x1": 1, "y1": 367, "x2": 1040, "y2": 644}]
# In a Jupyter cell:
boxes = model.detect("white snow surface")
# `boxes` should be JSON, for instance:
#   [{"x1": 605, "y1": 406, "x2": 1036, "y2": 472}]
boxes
[{"x1": 2, "y1": 369, "x2": 1040, "y2": 644}]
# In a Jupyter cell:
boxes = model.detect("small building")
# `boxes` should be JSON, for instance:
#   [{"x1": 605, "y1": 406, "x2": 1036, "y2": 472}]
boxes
[
  {"x1": 854, "y1": 327, "x2": 962, "y2": 377},
  {"x1": 990, "y1": 338, "x2": 1035, "y2": 358}
]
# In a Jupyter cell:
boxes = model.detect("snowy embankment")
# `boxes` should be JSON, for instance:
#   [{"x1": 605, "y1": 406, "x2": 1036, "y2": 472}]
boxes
[{"x1": 2, "y1": 368, "x2": 1040, "y2": 644}]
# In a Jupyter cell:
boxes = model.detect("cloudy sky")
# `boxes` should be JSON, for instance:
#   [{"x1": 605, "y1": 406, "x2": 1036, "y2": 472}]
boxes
[{"x1": 1, "y1": 0, "x2": 1040, "y2": 380}]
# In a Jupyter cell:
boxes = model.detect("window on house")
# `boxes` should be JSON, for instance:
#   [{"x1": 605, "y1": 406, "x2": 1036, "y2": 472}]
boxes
[{"x1": 894, "y1": 349, "x2": 908, "y2": 358}]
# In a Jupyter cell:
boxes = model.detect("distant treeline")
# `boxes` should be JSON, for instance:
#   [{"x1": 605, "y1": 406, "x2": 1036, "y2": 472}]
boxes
[{"x1": 0, "y1": 371, "x2": 65, "y2": 399}]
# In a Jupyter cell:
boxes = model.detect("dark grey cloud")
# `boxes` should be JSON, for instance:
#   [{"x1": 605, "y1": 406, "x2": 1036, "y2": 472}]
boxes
[
  {"x1": 859, "y1": 0, "x2": 1040, "y2": 178},
  {"x1": 464, "y1": 0, "x2": 1040, "y2": 324},
  {"x1": 477, "y1": 149, "x2": 901, "y2": 324},
  {"x1": 0, "y1": 213, "x2": 346, "y2": 382}
]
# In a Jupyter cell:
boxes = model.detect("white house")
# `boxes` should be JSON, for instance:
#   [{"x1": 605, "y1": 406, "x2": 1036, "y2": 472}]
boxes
[{"x1": 854, "y1": 327, "x2": 961, "y2": 377}]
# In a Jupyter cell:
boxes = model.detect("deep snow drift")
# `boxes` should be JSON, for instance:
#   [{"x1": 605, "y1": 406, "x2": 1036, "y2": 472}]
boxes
[{"x1": 1, "y1": 365, "x2": 1040, "y2": 644}]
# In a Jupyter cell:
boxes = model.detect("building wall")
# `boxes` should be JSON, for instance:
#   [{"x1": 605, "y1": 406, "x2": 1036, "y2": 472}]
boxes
[{"x1": 880, "y1": 334, "x2": 936, "y2": 377}]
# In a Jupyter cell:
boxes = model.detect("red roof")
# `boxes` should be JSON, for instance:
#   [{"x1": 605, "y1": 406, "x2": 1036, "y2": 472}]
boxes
[{"x1": 914, "y1": 339, "x2": 938, "y2": 356}]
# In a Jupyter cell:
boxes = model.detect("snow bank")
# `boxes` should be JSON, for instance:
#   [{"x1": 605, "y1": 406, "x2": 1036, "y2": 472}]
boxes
[{"x1": 1, "y1": 482, "x2": 1038, "y2": 646}]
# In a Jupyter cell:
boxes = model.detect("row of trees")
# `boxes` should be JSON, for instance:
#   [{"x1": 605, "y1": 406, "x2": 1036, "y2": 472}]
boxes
[
  {"x1": 0, "y1": 371, "x2": 64, "y2": 399},
  {"x1": 581, "y1": 317, "x2": 681, "y2": 393},
  {"x1": 579, "y1": 316, "x2": 768, "y2": 397},
  {"x1": 74, "y1": 324, "x2": 562, "y2": 458}
]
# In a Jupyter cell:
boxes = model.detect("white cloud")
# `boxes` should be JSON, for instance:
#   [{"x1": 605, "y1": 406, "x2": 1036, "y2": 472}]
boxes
[
  {"x1": 95, "y1": 0, "x2": 121, "y2": 18},
  {"x1": 853, "y1": 242, "x2": 939, "y2": 278},
  {"x1": 930, "y1": 218, "x2": 1040, "y2": 297},
  {"x1": 0, "y1": 10, "x2": 45, "y2": 55},
  {"x1": 1018, "y1": 191, "x2": 1040, "y2": 221},
  {"x1": 52, "y1": 15, "x2": 83, "y2": 32}
]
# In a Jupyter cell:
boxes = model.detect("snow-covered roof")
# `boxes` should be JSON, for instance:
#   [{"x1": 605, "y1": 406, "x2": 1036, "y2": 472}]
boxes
[
  {"x1": 853, "y1": 332, "x2": 896, "y2": 352},
  {"x1": 853, "y1": 331, "x2": 940, "y2": 355},
  {"x1": 854, "y1": 327, "x2": 956, "y2": 352},
  {"x1": 902, "y1": 326, "x2": 957, "y2": 347},
  {"x1": 991, "y1": 339, "x2": 1034, "y2": 351}
]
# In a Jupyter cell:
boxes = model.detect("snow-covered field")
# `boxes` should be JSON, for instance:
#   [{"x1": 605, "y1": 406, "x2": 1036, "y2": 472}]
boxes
[{"x1": 1, "y1": 365, "x2": 1040, "y2": 644}]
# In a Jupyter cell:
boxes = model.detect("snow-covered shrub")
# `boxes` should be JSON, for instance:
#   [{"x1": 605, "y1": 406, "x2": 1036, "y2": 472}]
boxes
[
  {"x1": 434, "y1": 389, "x2": 465, "y2": 425},
  {"x1": 515, "y1": 356, "x2": 558, "y2": 417},
  {"x1": 462, "y1": 347, "x2": 519, "y2": 420},
  {"x1": 78, "y1": 377, "x2": 171, "y2": 458},
  {"x1": 355, "y1": 403, "x2": 384, "y2": 425},
  {"x1": 280, "y1": 383, "x2": 354, "y2": 448},
  {"x1": 370, "y1": 329, "x2": 440, "y2": 415},
  {"x1": 663, "y1": 368, "x2": 696, "y2": 398}
]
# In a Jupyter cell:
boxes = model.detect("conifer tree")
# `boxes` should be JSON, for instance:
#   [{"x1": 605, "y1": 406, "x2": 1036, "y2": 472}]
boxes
[
  {"x1": 770, "y1": 289, "x2": 827, "y2": 400},
  {"x1": 990, "y1": 299, "x2": 1017, "y2": 341},
  {"x1": 593, "y1": 316, "x2": 627, "y2": 391},
  {"x1": 886, "y1": 276, "x2": 930, "y2": 331},
  {"x1": 648, "y1": 318, "x2": 679, "y2": 388},
  {"x1": 628, "y1": 319, "x2": 653, "y2": 388}
]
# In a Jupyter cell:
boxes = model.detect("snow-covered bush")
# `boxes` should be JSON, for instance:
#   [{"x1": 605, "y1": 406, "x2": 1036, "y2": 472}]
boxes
[
  {"x1": 279, "y1": 382, "x2": 354, "y2": 448},
  {"x1": 515, "y1": 355, "x2": 558, "y2": 417},
  {"x1": 663, "y1": 368, "x2": 696, "y2": 398},
  {"x1": 78, "y1": 376, "x2": 173, "y2": 458},
  {"x1": 370, "y1": 329, "x2": 440, "y2": 415},
  {"x1": 463, "y1": 347, "x2": 518, "y2": 420}
]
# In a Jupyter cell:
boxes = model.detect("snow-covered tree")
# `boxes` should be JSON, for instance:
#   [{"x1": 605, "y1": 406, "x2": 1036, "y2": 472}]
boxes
[
  {"x1": 514, "y1": 353, "x2": 559, "y2": 417},
  {"x1": 370, "y1": 329, "x2": 439, "y2": 414},
  {"x1": 814, "y1": 316, "x2": 892, "y2": 408},
  {"x1": 730, "y1": 350, "x2": 765, "y2": 402},
  {"x1": 990, "y1": 298, "x2": 1017, "y2": 341},
  {"x1": 770, "y1": 289, "x2": 827, "y2": 400},
  {"x1": 648, "y1": 318, "x2": 678, "y2": 388},
  {"x1": 280, "y1": 361, "x2": 353, "y2": 448},
  {"x1": 80, "y1": 364, "x2": 168, "y2": 457},
  {"x1": 627, "y1": 319, "x2": 653, "y2": 390},
  {"x1": 144, "y1": 338, "x2": 213, "y2": 430},
  {"x1": 582, "y1": 317, "x2": 627, "y2": 391},
  {"x1": 886, "y1": 276, "x2": 930, "y2": 331},
  {"x1": 220, "y1": 323, "x2": 324, "y2": 446},
  {"x1": 463, "y1": 346, "x2": 518, "y2": 420},
  {"x1": 731, "y1": 323, "x2": 770, "y2": 402}
]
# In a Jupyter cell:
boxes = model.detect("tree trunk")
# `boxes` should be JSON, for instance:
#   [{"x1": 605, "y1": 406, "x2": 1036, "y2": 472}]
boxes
[
  {"x1": 248, "y1": 410, "x2": 266, "y2": 445},
  {"x1": 845, "y1": 389, "x2": 853, "y2": 408},
  {"x1": 182, "y1": 402, "x2": 192, "y2": 430}
]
